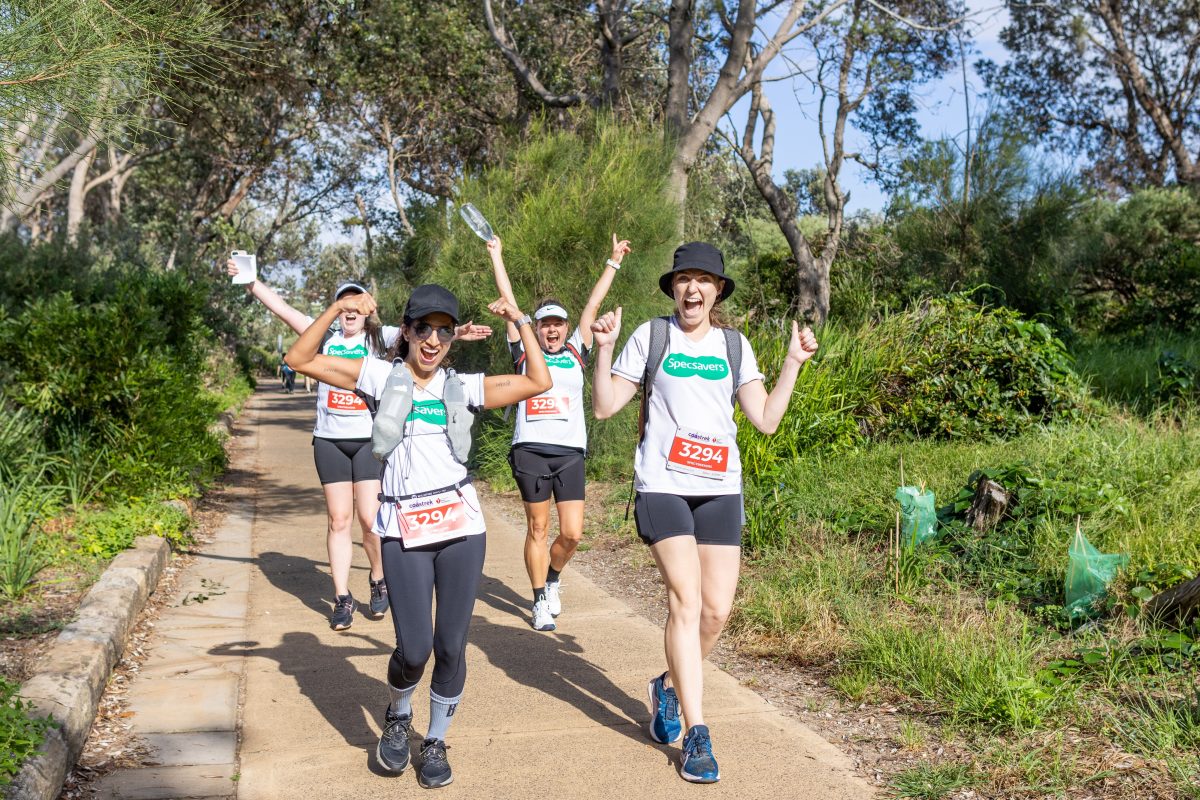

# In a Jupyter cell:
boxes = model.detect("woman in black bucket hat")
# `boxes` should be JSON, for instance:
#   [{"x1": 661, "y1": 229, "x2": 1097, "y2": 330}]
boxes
[{"x1": 590, "y1": 241, "x2": 819, "y2": 783}]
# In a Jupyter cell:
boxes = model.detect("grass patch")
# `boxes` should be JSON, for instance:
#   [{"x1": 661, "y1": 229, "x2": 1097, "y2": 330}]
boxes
[{"x1": 890, "y1": 763, "x2": 976, "y2": 799}]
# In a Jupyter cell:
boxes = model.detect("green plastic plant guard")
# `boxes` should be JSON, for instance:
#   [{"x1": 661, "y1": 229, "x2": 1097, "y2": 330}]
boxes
[
  {"x1": 1064, "y1": 527, "x2": 1129, "y2": 621},
  {"x1": 894, "y1": 486, "x2": 938, "y2": 546}
]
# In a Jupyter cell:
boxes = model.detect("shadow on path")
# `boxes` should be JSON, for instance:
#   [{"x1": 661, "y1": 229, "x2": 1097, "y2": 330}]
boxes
[
  {"x1": 471, "y1": 574, "x2": 674, "y2": 763},
  {"x1": 210, "y1": 632, "x2": 404, "y2": 774}
]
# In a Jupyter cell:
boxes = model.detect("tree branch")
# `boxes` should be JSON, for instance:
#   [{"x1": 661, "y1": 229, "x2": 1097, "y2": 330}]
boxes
[{"x1": 483, "y1": 0, "x2": 584, "y2": 107}]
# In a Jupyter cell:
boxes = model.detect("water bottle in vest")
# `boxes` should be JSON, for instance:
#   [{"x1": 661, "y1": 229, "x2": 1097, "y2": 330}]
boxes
[{"x1": 371, "y1": 362, "x2": 414, "y2": 461}]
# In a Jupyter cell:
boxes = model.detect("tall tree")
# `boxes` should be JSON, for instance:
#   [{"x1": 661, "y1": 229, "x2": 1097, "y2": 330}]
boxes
[
  {"x1": 982, "y1": 0, "x2": 1200, "y2": 190},
  {"x1": 0, "y1": 0, "x2": 224, "y2": 232},
  {"x1": 730, "y1": 0, "x2": 960, "y2": 322}
]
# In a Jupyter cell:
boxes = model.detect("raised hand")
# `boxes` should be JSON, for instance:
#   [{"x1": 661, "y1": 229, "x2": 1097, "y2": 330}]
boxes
[
  {"x1": 454, "y1": 321, "x2": 493, "y2": 342},
  {"x1": 787, "y1": 321, "x2": 819, "y2": 366},
  {"x1": 338, "y1": 291, "x2": 377, "y2": 317},
  {"x1": 486, "y1": 236, "x2": 503, "y2": 260},
  {"x1": 591, "y1": 307, "x2": 622, "y2": 348},
  {"x1": 610, "y1": 234, "x2": 631, "y2": 265},
  {"x1": 487, "y1": 297, "x2": 524, "y2": 324}
]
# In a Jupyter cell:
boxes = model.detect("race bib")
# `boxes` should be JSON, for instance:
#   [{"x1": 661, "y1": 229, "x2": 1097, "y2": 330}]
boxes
[
  {"x1": 327, "y1": 389, "x2": 368, "y2": 415},
  {"x1": 525, "y1": 395, "x2": 569, "y2": 421},
  {"x1": 666, "y1": 427, "x2": 730, "y2": 479},
  {"x1": 396, "y1": 489, "x2": 473, "y2": 548}
]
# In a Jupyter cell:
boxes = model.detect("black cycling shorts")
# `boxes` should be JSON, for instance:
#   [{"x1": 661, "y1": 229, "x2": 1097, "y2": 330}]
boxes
[
  {"x1": 633, "y1": 492, "x2": 744, "y2": 547},
  {"x1": 312, "y1": 437, "x2": 383, "y2": 485},
  {"x1": 508, "y1": 446, "x2": 585, "y2": 503}
]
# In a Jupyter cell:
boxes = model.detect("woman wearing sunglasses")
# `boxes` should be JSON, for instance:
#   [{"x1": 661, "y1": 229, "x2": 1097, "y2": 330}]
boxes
[
  {"x1": 286, "y1": 283, "x2": 549, "y2": 789},
  {"x1": 227, "y1": 263, "x2": 489, "y2": 630}
]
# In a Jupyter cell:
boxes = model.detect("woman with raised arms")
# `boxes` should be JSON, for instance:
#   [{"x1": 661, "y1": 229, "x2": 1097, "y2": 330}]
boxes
[
  {"x1": 285, "y1": 283, "x2": 549, "y2": 789},
  {"x1": 590, "y1": 242, "x2": 818, "y2": 784}
]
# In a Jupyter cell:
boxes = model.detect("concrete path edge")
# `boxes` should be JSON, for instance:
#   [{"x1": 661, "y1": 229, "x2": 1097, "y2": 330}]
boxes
[{"x1": 6, "y1": 535, "x2": 171, "y2": 800}]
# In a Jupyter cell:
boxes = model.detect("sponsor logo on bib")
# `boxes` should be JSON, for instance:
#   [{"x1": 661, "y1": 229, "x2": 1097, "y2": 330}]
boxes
[
  {"x1": 407, "y1": 399, "x2": 447, "y2": 426},
  {"x1": 663, "y1": 354, "x2": 729, "y2": 380},
  {"x1": 326, "y1": 342, "x2": 368, "y2": 359}
]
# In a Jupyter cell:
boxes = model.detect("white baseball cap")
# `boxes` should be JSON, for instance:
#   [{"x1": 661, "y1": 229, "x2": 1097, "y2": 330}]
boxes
[
  {"x1": 334, "y1": 281, "x2": 368, "y2": 299},
  {"x1": 534, "y1": 303, "x2": 569, "y2": 321}
]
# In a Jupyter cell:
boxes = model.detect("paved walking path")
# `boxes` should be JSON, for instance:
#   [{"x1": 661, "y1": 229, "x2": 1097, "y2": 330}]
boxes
[{"x1": 94, "y1": 387, "x2": 873, "y2": 799}]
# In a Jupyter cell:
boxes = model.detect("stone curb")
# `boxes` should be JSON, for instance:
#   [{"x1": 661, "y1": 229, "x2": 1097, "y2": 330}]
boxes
[{"x1": 6, "y1": 536, "x2": 171, "y2": 800}]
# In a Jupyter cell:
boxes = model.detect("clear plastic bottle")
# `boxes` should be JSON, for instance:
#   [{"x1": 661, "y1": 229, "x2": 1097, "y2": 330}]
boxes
[
  {"x1": 459, "y1": 203, "x2": 495, "y2": 242},
  {"x1": 371, "y1": 362, "x2": 414, "y2": 461}
]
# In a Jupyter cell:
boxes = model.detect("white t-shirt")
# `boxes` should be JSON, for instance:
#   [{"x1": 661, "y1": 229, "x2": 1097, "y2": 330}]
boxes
[
  {"x1": 612, "y1": 318, "x2": 763, "y2": 496},
  {"x1": 510, "y1": 328, "x2": 589, "y2": 452},
  {"x1": 357, "y1": 359, "x2": 487, "y2": 539},
  {"x1": 306, "y1": 317, "x2": 400, "y2": 439}
]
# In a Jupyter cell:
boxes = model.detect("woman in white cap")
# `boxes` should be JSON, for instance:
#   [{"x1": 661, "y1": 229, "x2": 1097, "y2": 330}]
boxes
[
  {"x1": 590, "y1": 242, "x2": 818, "y2": 783},
  {"x1": 228, "y1": 264, "x2": 488, "y2": 629},
  {"x1": 286, "y1": 283, "x2": 550, "y2": 789},
  {"x1": 485, "y1": 234, "x2": 629, "y2": 631}
]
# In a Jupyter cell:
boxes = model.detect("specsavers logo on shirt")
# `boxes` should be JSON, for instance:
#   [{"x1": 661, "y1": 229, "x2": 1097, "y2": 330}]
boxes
[
  {"x1": 663, "y1": 354, "x2": 729, "y2": 380},
  {"x1": 407, "y1": 399, "x2": 447, "y2": 426},
  {"x1": 326, "y1": 342, "x2": 368, "y2": 359},
  {"x1": 545, "y1": 351, "x2": 578, "y2": 369}
]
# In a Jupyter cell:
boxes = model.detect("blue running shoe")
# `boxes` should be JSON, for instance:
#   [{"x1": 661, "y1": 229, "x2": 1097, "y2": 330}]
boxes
[
  {"x1": 680, "y1": 725, "x2": 720, "y2": 783},
  {"x1": 646, "y1": 672, "x2": 681, "y2": 744}
]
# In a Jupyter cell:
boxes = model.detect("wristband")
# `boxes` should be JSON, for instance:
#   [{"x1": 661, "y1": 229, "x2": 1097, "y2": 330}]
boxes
[
  {"x1": 515, "y1": 314, "x2": 532, "y2": 328},
  {"x1": 605, "y1": 258, "x2": 621, "y2": 270}
]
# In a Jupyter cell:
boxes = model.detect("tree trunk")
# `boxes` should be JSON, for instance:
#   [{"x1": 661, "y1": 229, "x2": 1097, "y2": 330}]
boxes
[
  {"x1": 67, "y1": 144, "x2": 98, "y2": 243},
  {"x1": 965, "y1": 479, "x2": 1010, "y2": 531},
  {"x1": 1145, "y1": 574, "x2": 1200, "y2": 624},
  {"x1": 665, "y1": 0, "x2": 694, "y2": 139},
  {"x1": 597, "y1": 0, "x2": 624, "y2": 108}
]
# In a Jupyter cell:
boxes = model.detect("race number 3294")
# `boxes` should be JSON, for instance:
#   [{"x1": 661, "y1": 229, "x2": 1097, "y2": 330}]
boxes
[
  {"x1": 397, "y1": 490, "x2": 471, "y2": 548},
  {"x1": 666, "y1": 427, "x2": 730, "y2": 478},
  {"x1": 327, "y1": 389, "x2": 368, "y2": 414},
  {"x1": 526, "y1": 395, "x2": 568, "y2": 421}
]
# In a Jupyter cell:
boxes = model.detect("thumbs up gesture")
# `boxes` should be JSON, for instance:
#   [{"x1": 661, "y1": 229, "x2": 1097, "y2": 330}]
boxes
[{"x1": 787, "y1": 321, "x2": 819, "y2": 366}]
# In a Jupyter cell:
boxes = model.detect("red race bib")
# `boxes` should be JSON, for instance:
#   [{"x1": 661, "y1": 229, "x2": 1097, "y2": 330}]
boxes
[
  {"x1": 666, "y1": 427, "x2": 730, "y2": 479},
  {"x1": 525, "y1": 395, "x2": 569, "y2": 421},
  {"x1": 397, "y1": 490, "x2": 473, "y2": 548},
  {"x1": 327, "y1": 389, "x2": 368, "y2": 414}
]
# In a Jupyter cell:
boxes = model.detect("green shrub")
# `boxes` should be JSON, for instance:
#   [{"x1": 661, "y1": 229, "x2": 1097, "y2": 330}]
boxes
[
  {"x1": 0, "y1": 677, "x2": 54, "y2": 786},
  {"x1": 0, "y1": 474, "x2": 51, "y2": 600},
  {"x1": 0, "y1": 268, "x2": 227, "y2": 497},
  {"x1": 70, "y1": 500, "x2": 192, "y2": 559},
  {"x1": 878, "y1": 295, "x2": 1084, "y2": 439}
]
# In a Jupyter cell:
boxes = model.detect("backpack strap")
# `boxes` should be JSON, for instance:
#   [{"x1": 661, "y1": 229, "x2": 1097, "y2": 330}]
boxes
[
  {"x1": 637, "y1": 316, "x2": 671, "y2": 443},
  {"x1": 721, "y1": 327, "x2": 742, "y2": 407},
  {"x1": 563, "y1": 341, "x2": 587, "y2": 368}
]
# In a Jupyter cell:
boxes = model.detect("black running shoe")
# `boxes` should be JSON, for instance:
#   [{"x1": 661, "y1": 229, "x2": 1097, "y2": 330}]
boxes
[
  {"x1": 368, "y1": 577, "x2": 388, "y2": 619},
  {"x1": 417, "y1": 738, "x2": 453, "y2": 788},
  {"x1": 376, "y1": 707, "x2": 411, "y2": 773},
  {"x1": 330, "y1": 594, "x2": 357, "y2": 631}
]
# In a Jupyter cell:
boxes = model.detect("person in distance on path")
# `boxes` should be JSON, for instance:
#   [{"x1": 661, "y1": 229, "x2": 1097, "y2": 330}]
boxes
[
  {"x1": 286, "y1": 284, "x2": 550, "y2": 789},
  {"x1": 484, "y1": 234, "x2": 628, "y2": 632},
  {"x1": 590, "y1": 242, "x2": 818, "y2": 783}
]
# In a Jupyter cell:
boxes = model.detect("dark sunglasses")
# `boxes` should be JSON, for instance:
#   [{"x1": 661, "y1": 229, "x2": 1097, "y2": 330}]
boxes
[{"x1": 411, "y1": 321, "x2": 455, "y2": 343}]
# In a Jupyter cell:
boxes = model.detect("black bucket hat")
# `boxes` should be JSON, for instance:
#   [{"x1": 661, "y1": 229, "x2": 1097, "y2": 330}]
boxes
[
  {"x1": 658, "y1": 242, "x2": 735, "y2": 301},
  {"x1": 404, "y1": 284, "x2": 460, "y2": 325}
]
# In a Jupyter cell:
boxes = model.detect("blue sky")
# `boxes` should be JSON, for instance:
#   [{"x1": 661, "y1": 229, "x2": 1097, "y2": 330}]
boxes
[{"x1": 745, "y1": 0, "x2": 1010, "y2": 213}]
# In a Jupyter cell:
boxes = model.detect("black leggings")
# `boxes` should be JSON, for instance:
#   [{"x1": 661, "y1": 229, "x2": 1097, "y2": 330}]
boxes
[{"x1": 381, "y1": 533, "x2": 487, "y2": 697}]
